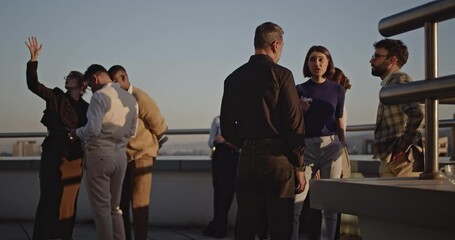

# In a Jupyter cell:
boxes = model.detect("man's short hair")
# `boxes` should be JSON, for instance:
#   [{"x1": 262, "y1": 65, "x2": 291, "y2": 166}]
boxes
[
  {"x1": 108, "y1": 65, "x2": 126, "y2": 78},
  {"x1": 374, "y1": 39, "x2": 409, "y2": 67},
  {"x1": 254, "y1": 22, "x2": 284, "y2": 49},
  {"x1": 84, "y1": 64, "x2": 108, "y2": 80}
]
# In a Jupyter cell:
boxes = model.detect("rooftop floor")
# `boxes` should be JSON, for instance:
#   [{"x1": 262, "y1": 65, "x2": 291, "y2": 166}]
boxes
[{"x1": 0, "y1": 220, "x2": 236, "y2": 240}]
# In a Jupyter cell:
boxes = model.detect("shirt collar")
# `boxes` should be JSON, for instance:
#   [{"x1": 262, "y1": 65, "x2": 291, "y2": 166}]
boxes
[
  {"x1": 249, "y1": 54, "x2": 274, "y2": 63},
  {"x1": 380, "y1": 70, "x2": 400, "y2": 87},
  {"x1": 127, "y1": 84, "x2": 133, "y2": 94}
]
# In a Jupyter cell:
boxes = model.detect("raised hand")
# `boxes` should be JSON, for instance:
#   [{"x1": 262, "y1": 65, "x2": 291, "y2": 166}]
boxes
[{"x1": 25, "y1": 36, "x2": 42, "y2": 62}]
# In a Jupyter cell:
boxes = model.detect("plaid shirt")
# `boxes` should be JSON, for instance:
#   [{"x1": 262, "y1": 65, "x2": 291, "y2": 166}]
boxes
[{"x1": 374, "y1": 71, "x2": 424, "y2": 162}]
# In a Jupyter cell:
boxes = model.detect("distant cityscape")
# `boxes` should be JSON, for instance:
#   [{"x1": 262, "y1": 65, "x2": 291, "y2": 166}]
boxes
[{"x1": 1, "y1": 129, "x2": 452, "y2": 158}]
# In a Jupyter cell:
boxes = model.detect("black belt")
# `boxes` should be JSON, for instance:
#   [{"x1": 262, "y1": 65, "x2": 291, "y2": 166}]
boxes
[
  {"x1": 243, "y1": 138, "x2": 284, "y2": 145},
  {"x1": 215, "y1": 142, "x2": 240, "y2": 152},
  {"x1": 47, "y1": 130, "x2": 68, "y2": 137}
]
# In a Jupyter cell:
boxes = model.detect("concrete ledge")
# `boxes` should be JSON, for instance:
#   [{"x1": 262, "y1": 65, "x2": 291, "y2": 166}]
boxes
[
  {"x1": 1, "y1": 155, "x2": 452, "y2": 227},
  {"x1": 0, "y1": 156, "x2": 212, "y2": 171},
  {"x1": 0, "y1": 156, "x2": 226, "y2": 226},
  {"x1": 310, "y1": 177, "x2": 455, "y2": 239}
]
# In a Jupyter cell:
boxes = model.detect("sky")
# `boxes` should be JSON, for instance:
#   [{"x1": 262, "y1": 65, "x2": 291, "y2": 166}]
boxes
[{"x1": 1, "y1": 0, "x2": 455, "y2": 134}]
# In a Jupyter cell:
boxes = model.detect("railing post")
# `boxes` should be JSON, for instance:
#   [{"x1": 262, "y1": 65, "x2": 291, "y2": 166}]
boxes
[
  {"x1": 420, "y1": 22, "x2": 441, "y2": 179},
  {"x1": 451, "y1": 114, "x2": 455, "y2": 161}
]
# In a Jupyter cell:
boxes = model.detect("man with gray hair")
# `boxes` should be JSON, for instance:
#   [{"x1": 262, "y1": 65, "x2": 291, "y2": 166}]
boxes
[{"x1": 220, "y1": 22, "x2": 306, "y2": 239}]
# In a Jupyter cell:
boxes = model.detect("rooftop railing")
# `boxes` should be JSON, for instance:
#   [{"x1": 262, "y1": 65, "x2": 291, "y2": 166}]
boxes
[
  {"x1": 378, "y1": 0, "x2": 455, "y2": 179},
  {"x1": 1, "y1": 119, "x2": 455, "y2": 161}
]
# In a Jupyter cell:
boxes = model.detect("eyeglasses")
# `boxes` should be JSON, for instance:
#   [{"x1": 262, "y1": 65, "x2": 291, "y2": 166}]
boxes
[
  {"x1": 64, "y1": 75, "x2": 76, "y2": 81},
  {"x1": 371, "y1": 54, "x2": 389, "y2": 59}
]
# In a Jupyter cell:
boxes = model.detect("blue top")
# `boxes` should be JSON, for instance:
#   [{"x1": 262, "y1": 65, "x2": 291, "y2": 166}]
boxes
[{"x1": 296, "y1": 79, "x2": 345, "y2": 137}]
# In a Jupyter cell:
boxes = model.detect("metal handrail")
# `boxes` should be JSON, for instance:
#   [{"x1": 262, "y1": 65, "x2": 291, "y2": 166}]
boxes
[
  {"x1": 378, "y1": 0, "x2": 455, "y2": 37},
  {"x1": 378, "y1": 0, "x2": 455, "y2": 178},
  {"x1": 2, "y1": 119, "x2": 455, "y2": 138},
  {"x1": 379, "y1": 74, "x2": 455, "y2": 105},
  {"x1": 1, "y1": 121, "x2": 455, "y2": 160},
  {"x1": 0, "y1": 132, "x2": 47, "y2": 138},
  {"x1": 0, "y1": 129, "x2": 211, "y2": 138}
]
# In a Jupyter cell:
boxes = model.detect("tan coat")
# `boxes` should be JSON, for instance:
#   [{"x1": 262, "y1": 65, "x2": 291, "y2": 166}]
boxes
[{"x1": 127, "y1": 86, "x2": 167, "y2": 160}]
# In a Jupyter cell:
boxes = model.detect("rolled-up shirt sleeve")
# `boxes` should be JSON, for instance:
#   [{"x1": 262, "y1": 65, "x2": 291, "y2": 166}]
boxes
[{"x1": 76, "y1": 92, "x2": 106, "y2": 141}]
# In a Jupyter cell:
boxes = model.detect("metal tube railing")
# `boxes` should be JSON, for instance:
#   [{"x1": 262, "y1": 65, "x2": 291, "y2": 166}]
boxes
[
  {"x1": 379, "y1": 74, "x2": 455, "y2": 105},
  {"x1": 422, "y1": 21, "x2": 440, "y2": 178},
  {"x1": 378, "y1": 0, "x2": 455, "y2": 179},
  {"x1": 452, "y1": 114, "x2": 455, "y2": 160},
  {"x1": 1, "y1": 121, "x2": 454, "y2": 136},
  {"x1": 166, "y1": 129, "x2": 209, "y2": 135},
  {"x1": 2, "y1": 120, "x2": 455, "y2": 158},
  {"x1": 0, "y1": 129, "x2": 211, "y2": 138},
  {"x1": 378, "y1": 0, "x2": 455, "y2": 37}
]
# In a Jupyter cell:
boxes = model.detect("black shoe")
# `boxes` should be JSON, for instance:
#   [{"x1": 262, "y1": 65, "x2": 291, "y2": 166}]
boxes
[
  {"x1": 213, "y1": 231, "x2": 226, "y2": 238},
  {"x1": 202, "y1": 225, "x2": 215, "y2": 236}
]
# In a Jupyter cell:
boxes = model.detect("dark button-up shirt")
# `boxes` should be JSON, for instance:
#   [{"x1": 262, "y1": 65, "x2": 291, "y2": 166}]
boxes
[{"x1": 220, "y1": 54, "x2": 305, "y2": 169}]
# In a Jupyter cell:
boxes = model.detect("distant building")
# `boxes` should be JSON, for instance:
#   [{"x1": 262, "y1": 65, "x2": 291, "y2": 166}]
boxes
[
  {"x1": 361, "y1": 136, "x2": 449, "y2": 156},
  {"x1": 346, "y1": 128, "x2": 452, "y2": 156},
  {"x1": 0, "y1": 151, "x2": 12, "y2": 156},
  {"x1": 12, "y1": 140, "x2": 40, "y2": 156}
]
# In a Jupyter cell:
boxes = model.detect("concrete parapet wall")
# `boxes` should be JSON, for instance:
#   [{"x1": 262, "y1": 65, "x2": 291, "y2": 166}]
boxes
[
  {"x1": 0, "y1": 157, "x2": 237, "y2": 227},
  {"x1": 0, "y1": 156, "x2": 451, "y2": 226}
]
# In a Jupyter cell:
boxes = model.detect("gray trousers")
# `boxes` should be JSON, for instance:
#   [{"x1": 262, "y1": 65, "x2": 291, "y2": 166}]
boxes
[
  {"x1": 84, "y1": 149, "x2": 127, "y2": 240},
  {"x1": 293, "y1": 136, "x2": 343, "y2": 240}
]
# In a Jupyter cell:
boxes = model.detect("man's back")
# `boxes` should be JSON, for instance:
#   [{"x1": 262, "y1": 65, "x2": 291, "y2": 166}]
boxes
[
  {"x1": 221, "y1": 54, "x2": 304, "y2": 147},
  {"x1": 85, "y1": 83, "x2": 138, "y2": 151},
  {"x1": 220, "y1": 22, "x2": 307, "y2": 240},
  {"x1": 127, "y1": 86, "x2": 167, "y2": 159}
]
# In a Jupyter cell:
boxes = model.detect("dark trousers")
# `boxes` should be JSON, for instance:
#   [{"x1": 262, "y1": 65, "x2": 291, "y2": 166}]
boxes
[
  {"x1": 207, "y1": 144, "x2": 239, "y2": 235},
  {"x1": 120, "y1": 156, "x2": 154, "y2": 240},
  {"x1": 33, "y1": 138, "x2": 82, "y2": 240},
  {"x1": 235, "y1": 139, "x2": 295, "y2": 240}
]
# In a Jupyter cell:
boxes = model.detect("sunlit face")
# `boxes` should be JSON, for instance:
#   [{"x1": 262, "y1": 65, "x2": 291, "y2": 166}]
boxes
[
  {"x1": 65, "y1": 76, "x2": 81, "y2": 90},
  {"x1": 111, "y1": 70, "x2": 129, "y2": 91},
  {"x1": 88, "y1": 74, "x2": 101, "y2": 93},
  {"x1": 370, "y1": 48, "x2": 391, "y2": 77},
  {"x1": 308, "y1": 51, "x2": 329, "y2": 78}
]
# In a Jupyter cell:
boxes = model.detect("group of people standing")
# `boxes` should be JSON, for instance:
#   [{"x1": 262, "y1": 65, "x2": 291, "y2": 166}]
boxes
[
  {"x1": 215, "y1": 21, "x2": 424, "y2": 240},
  {"x1": 25, "y1": 19, "x2": 424, "y2": 240},
  {"x1": 26, "y1": 36, "x2": 167, "y2": 240}
]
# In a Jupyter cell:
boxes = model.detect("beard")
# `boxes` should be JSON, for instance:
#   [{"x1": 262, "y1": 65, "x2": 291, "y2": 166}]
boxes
[{"x1": 371, "y1": 65, "x2": 387, "y2": 77}]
